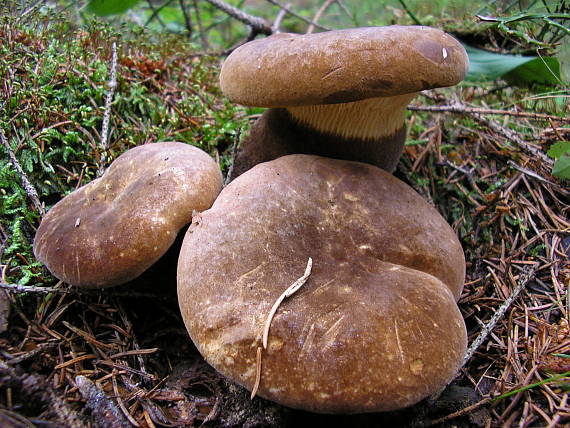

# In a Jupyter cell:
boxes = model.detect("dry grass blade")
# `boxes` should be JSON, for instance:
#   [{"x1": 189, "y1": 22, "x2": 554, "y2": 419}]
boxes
[
  {"x1": 262, "y1": 257, "x2": 313, "y2": 349},
  {"x1": 251, "y1": 258, "x2": 313, "y2": 400},
  {"x1": 250, "y1": 346, "x2": 263, "y2": 400}
]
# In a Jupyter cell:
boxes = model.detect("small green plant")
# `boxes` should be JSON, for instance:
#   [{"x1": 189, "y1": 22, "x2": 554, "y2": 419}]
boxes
[{"x1": 547, "y1": 141, "x2": 570, "y2": 179}]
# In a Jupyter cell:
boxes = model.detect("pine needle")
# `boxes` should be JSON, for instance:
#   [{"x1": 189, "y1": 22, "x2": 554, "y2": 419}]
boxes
[{"x1": 251, "y1": 257, "x2": 313, "y2": 400}]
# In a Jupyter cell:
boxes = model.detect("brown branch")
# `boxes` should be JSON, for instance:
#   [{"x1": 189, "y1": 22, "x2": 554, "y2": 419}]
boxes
[
  {"x1": 407, "y1": 103, "x2": 570, "y2": 123},
  {"x1": 76, "y1": 375, "x2": 131, "y2": 428},
  {"x1": 410, "y1": 100, "x2": 556, "y2": 167},
  {"x1": 203, "y1": 0, "x2": 272, "y2": 35},
  {"x1": 144, "y1": 0, "x2": 173, "y2": 28},
  {"x1": 0, "y1": 127, "x2": 45, "y2": 216},
  {"x1": 306, "y1": 0, "x2": 336, "y2": 34}
]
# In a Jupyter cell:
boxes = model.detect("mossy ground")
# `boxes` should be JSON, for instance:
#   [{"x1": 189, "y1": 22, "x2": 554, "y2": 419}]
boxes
[{"x1": 1, "y1": 2, "x2": 569, "y2": 427}]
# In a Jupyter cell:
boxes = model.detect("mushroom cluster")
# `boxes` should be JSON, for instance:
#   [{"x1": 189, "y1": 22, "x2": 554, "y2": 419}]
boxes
[
  {"x1": 34, "y1": 25, "x2": 469, "y2": 416},
  {"x1": 34, "y1": 142, "x2": 222, "y2": 288},
  {"x1": 177, "y1": 25, "x2": 469, "y2": 413}
]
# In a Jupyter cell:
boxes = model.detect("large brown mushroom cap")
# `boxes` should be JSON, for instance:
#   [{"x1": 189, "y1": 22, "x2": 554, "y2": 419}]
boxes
[
  {"x1": 177, "y1": 154, "x2": 466, "y2": 413},
  {"x1": 220, "y1": 26, "x2": 468, "y2": 107},
  {"x1": 34, "y1": 142, "x2": 222, "y2": 288}
]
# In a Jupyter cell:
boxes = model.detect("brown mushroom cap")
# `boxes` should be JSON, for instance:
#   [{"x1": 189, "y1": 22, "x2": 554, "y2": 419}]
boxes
[
  {"x1": 220, "y1": 26, "x2": 468, "y2": 107},
  {"x1": 177, "y1": 154, "x2": 466, "y2": 413},
  {"x1": 34, "y1": 142, "x2": 222, "y2": 288}
]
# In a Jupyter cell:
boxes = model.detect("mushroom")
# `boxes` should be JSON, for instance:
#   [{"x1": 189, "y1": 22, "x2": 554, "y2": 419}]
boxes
[
  {"x1": 220, "y1": 26, "x2": 468, "y2": 178},
  {"x1": 177, "y1": 154, "x2": 466, "y2": 413},
  {"x1": 34, "y1": 142, "x2": 222, "y2": 288}
]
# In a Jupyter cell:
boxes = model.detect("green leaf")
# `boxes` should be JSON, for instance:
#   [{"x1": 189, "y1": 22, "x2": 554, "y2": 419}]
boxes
[
  {"x1": 548, "y1": 141, "x2": 570, "y2": 159},
  {"x1": 504, "y1": 57, "x2": 561, "y2": 86},
  {"x1": 465, "y1": 45, "x2": 561, "y2": 85},
  {"x1": 87, "y1": 0, "x2": 141, "y2": 16},
  {"x1": 552, "y1": 152, "x2": 570, "y2": 180}
]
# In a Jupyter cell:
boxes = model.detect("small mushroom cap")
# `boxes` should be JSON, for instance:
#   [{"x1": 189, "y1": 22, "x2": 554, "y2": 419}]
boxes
[
  {"x1": 220, "y1": 26, "x2": 469, "y2": 107},
  {"x1": 34, "y1": 142, "x2": 222, "y2": 288},
  {"x1": 178, "y1": 154, "x2": 466, "y2": 413}
]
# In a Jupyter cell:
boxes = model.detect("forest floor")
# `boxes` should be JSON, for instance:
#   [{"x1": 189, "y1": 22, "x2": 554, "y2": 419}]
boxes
[{"x1": 1, "y1": 3, "x2": 569, "y2": 427}]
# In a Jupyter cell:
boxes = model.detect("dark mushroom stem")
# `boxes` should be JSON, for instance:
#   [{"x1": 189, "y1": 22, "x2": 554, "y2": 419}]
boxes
[{"x1": 231, "y1": 93, "x2": 416, "y2": 179}]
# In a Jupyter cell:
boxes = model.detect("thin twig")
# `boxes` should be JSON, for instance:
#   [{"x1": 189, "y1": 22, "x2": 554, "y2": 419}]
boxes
[
  {"x1": 408, "y1": 103, "x2": 570, "y2": 124},
  {"x1": 178, "y1": 0, "x2": 193, "y2": 38},
  {"x1": 271, "y1": 2, "x2": 290, "y2": 33},
  {"x1": 306, "y1": 0, "x2": 335, "y2": 34},
  {"x1": 5, "y1": 342, "x2": 59, "y2": 366},
  {"x1": 192, "y1": 0, "x2": 209, "y2": 50},
  {"x1": 477, "y1": 115, "x2": 554, "y2": 168},
  {"x1": 335, "y1": 0, "x2": 353, "y2": 20},
  {"x1": 14, "y1": 0, "x2": 44, "y2": 24},
  {"x1": 0, "y1": 280, "x2": 168, "y2": 299},
  {"x1": 264, "y1": 0, "x2": 331, "y2": 31},
  {"x1": 397, "y1": 0, "x2": 422, "y2": 25},
  {"x1": 0, "y1": 127, "x2": 45, "y2": 216},
  {"x1": 203, "y1": 0, "x2": 272, "y2": 35},
  {"x1": 507, "y1": 160, "x2": 559, "y2": 187},
  {"x1": 462, "y1": 265, "x2": 537, "y2": 366},
  {"x1": 415, "y1": 100, "x2": 555, "y2": 168},
  {"x1": 98, "y1": 41, "x2": 118, "y2": 177},
  {"x1": 144, "y1": 0, "x2": 173, "y2": 28},
  {"x1": 427, "y1": 397, "x2": 492, "y2": 426}
]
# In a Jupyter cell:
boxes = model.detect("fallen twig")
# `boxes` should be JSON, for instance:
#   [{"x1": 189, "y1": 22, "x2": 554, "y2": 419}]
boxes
[
  {"x1": 462, "y1": 265, "x2": 537, "y2": 366},
  {"x1": 76, "y1": 375, "x2": 132, "y2": 428},
  {"x1": 408, "y1": 103, "x2": 570, "y2": 123},
  {"x1": 0, "y1": 280, "x2": 168, "y2": 299},
  {"x1": 420, "y1": 99, "x2": 555, "y2": 167},
  {"x1": 479, "y1": 116, "x2": 554, "y2": 168},
  {"x1": 0, "y1": 127, "x2": 45, "y2": 215},
  {"x1": 426, "y1": 397, "x2": 492, "y2": 426}
]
